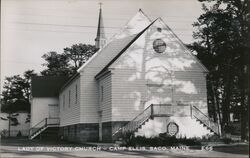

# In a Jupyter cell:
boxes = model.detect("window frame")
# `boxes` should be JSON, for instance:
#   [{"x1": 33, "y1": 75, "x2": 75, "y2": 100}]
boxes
[
  {"x1": 75, "y1": 84, "x2": 78, "y2": 104},
  {"x1": 68, "y1": 90, "x2": 71, "y2": 107},
  {"x1": 63, "y1": 94, "x2": 65, "y2": 109}
]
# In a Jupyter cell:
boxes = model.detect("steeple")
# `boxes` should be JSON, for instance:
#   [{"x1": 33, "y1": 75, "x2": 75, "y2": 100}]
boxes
[{"x1": 95, "y1": 3, "x2": 106, "y2": 49}]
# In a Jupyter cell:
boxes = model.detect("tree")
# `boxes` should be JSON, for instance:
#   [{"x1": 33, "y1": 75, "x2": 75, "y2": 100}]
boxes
[
  {"x1": 41, "y1": 44, "x2": 98, "y2": 76},
  {"x1": 188, "y1": 0, "x2": 249, "y2": 140},
  {"x1": 1, "y1": 70, "x2": 37, "y2": 113},
  {"x1": 41, "y1": 51, "x2": 73, "y2": 76},
  {"x1": 63, "y1": 44, "x2": 98, "y2": 70}
]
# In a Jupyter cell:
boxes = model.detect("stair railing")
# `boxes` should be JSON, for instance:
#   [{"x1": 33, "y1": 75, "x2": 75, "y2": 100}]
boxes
[
  {"x1": 113, "y1": 104, "x2": 192, "y2": 137},
  {"x1": 47, "y1": 117, "x2": 60, "y2": 125},
  {"x1": 29, "y1": 118, "x2": 47, "y2": 138},
  {"x1": 191, "y1": 105, "x2": 220, "y2": 135},
  {"x1": 113, "y1": 104, "x2": 221, "y2": 138},
  {"x1": 29, "y1": 117, "x2": 60, "y2": 138},
  {"x1": 112, "y1": 104, "x2": 180, "y2": 137},
  {"x1": 112, "y1": 105, "x2": 153, "y2": 136}
]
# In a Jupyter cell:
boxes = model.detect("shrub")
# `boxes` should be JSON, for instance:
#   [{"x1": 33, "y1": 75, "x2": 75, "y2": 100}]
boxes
[
  {"x1": 122, "y1": 133, "x2": 202, "y2": 146},
  {"x1": 201, "y1": 135, "x2": 221, "y2": 142},
  {"x1": 17, "y1": 131, "x2": 22, "y2": 137},
  {"x1": 221, "y1": 137, "x2": 233, "y2": 144}
]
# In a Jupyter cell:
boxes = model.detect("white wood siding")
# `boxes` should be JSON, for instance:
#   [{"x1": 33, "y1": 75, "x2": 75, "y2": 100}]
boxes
[
  {"x1": 111, "y1": 69, "x2": 147, "y2": 121},
  {"x1": 98, "y1": 74, "x2": 112, "y2": 122},
  {"x1": 30, "y1": 97, "x2": 58, "y2": 127},
  {"x1": 59, "y1": 77, "x2": 80, "y2": 126},
  {"x1": 110, "y1": 19, "x2": 208, "y2": 121},
  {"x1": 80, "y1": 69, "x2": 99, "y2": 123},
  {"x1": 79, "y1": 35, "x2": 137, "y2": 123}
]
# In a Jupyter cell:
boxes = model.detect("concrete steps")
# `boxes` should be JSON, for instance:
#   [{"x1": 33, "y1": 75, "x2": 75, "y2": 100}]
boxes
[{"x1": 195, "y1": 119, "x2": 217, "y2": 135}]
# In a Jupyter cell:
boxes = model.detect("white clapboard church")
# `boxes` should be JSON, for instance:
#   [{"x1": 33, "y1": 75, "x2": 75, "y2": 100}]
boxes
[{"x1": 29, "y1": 8, "x2": 221, "y2": 142}]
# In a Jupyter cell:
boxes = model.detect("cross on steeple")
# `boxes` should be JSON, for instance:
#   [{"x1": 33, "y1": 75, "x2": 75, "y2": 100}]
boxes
[{"x1": 95, "y1": 2, "x2": 106, "y2": 49}]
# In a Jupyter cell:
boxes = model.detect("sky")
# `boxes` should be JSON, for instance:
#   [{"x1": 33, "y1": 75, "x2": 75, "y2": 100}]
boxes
[{"x1": 1, "y1": 0, "x2": 204, "y2": 92}]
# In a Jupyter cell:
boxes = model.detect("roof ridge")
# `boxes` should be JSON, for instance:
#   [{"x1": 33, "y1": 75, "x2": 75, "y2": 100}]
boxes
[
  {"x1": 95, "y1": 18, "x2": 158, "y2": 79},
  {"x1": 77, "y1": 10, "x2": 152, "y2": 73},
  {"x1": 138, "y1": 8, "x2": 152, "y2": 22},
  {"x1": 156, "y1": 18, "x2": 208, "y2": 72},
  {"x1": 77, "y1": 34, "x2": 138, "y2": 73}
]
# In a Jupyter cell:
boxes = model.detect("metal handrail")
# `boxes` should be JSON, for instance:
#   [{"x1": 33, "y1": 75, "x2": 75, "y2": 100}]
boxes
[
  {"x1": 152, "y1": 104, "x2": 190, "y2": 117},
  {"x1": 29, "y1": 118, "x2": 47, "y2": 137},
  {"x1": 192, "y1": 106, "x2": 212, "y2": 121},
  {"x1": 113, "y1": 104, "x2": 177, "y2": 136},
  {"x1": 191, "y1": 105, "x2": 220, "y2": 135},
  {"x1": 112, "y1": 104, "x2": 153, "y2": 136},
  {"x1": 30, "y1": 118, "x2": 46, "y2": 130},
  {"x1": 124, "y1": 105, "x2": 152, "y2": 125},
  {"x1": 113, "y1": 104, "x2": 220, "y2": 137},
  {"x1": 47, "y1": 117, "x2": 60, "y2": 125},
  {"x1": 29, "y1": 117, "x2": 60, "y2": 138}
]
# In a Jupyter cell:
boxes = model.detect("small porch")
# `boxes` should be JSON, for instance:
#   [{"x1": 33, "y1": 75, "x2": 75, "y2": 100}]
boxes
[
  {"x1": 29, "y1": 117, "x2": 60, "y2": 140},
  {"x1": 113, "y1": 104, "x2": 221, "y2": 140}
]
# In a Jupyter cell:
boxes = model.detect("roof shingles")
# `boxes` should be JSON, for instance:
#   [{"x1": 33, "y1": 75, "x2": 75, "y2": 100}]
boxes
[{"x1": 31, "y1": 76, "x2": 69, "y2": 97}]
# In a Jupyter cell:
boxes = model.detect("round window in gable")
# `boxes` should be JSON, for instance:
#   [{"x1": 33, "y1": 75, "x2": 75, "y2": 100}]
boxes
[{"x1": 153, "y1": 39, "x2": 166, "y2": 54}]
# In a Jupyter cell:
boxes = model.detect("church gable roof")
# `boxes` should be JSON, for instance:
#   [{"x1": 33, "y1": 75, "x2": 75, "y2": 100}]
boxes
[
  {"x1": 78, "y1": 34, "x2": 138, "y2": 74},
  {"x1": 31, "y1": 76, "x2": 69, "y2": 97},
  {"x1": 95, "y1": 19, "x2": 157, "y2": 79},
  {"x1": 113, "y1": 9, "x2": 152, "y2": 39},
  {"x1": 155, "y1": 18, "x2": 208, "y2": 72},
  {"x1": 77, "y1": 9, "x2": 151, "y2": 73},
  {"x1": 78, "y1": 9, "x2": 208, "y2": 81},
  {"x1": 97, "y1": 18, "x2": 208, "y2": 76}
]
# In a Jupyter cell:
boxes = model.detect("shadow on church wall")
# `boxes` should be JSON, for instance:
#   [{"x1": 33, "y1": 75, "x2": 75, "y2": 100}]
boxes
[{"x1": 110, "y1": 19, "x2": 207, "y2": 122}]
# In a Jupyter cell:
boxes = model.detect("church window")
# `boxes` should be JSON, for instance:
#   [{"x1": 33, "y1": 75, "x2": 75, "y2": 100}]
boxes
[
  {"x1": 153, "y1": 38, "x2": 166, "y2": 53},
  {"x1": 69, "y1": 90, "x2": 71, "y2": 107},
  {"x1": 75, "y1": 84, "x2": 78, "y2": 104},
  {"x1": 63, "y1": 95, "x2": 65, "y2": 109}
]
